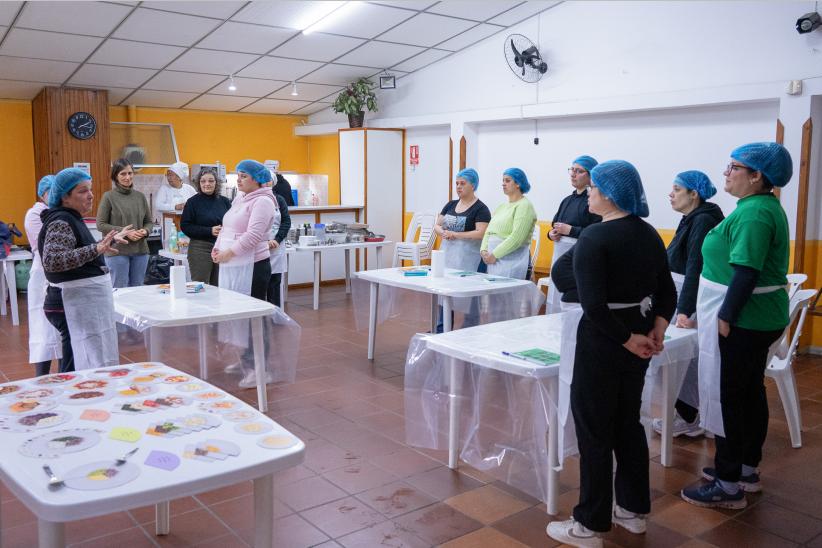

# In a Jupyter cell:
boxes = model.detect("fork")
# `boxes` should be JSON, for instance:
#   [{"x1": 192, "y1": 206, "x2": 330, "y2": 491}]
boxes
[
  {"x1": 42, "y1": 465, "x2": 63, "y2": 489},
  {"x1": 115, "y1": 447, "x2": 139, "y2": 466}
]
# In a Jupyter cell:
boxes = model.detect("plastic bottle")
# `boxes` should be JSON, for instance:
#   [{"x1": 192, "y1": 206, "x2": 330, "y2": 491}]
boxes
[
  {"x1": 311, "y1": 192, "x2": 319, "y2": 206},
  {"x1": 314, "y1": 223, "x2": 325, "y2": 244},
  {"x1": 177, "y1": 230, "x2": 190, "y2": 254},
  {"x1": 168, "y1": 231, "x2": 178, "y2": 254}
]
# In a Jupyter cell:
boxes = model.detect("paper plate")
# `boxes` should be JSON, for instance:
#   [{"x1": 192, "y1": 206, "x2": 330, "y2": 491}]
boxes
[
  {"x1": 130, "y1": 373, "x2": 165, "y2": 384},
  {"x1": 61, "y1": 390, "x2": 114, "y2": 406},
  {"x1": 90, "y1": 367, "x2": 134, "y2": 379},
  {"x1": 69, "y1": 379, "x2": 111, "y2": 391},
  {"x1": 192, "y1": 390, "x2": 225, "y2": 402},
  {"x1": 64, "y1": 461, "x2": 140, "y2": 490},
  {"x1": 0, "y1": 383, "x2": 24, "y2": 397},
  {"x1": 15, "y1": 387, "x2": 62, "y2": 400},
  {"x1": 19, "y1": 428, "x2": 102, "y2": 458},
  {"x1": 222, "y1": 410, "x2": 257, "y2": 423},
  {"x1": 33, "y1": 373, "x2": 79, "y2": 386},
  {"x1": 116, "y1": 384, "x2": 158, "y2": 397},
  {"x1": 233, "y1": 422, "x2": 273, "y2": 435},
  {"x1": 3, "y1": 410, "x2": 71, "y2": 432},
  {"x1": 163, "y1": 374, "x2": 192, "y2": 384},
  {"x1": 257, "y1": 435, "x2": 299, "y2": 450},
  {"x1": 197, "y1": 400, "x2": 243, "y2": 414},
  {"x1": 0, "y1": 398, "x2": 57, "y2": 416},
  {"x1": 177, "y1": 382, "x2": 208, "y2": 393}
]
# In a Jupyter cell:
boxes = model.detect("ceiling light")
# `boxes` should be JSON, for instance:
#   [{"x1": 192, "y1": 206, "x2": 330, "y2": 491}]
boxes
[
  {"x1": 228, "y1": 75, "x2": 237, "y2": 92},
  {"x1": 290, "y1": 82, "x2": 299, "y2": 96},
  {"x1": 303, "y1": 2, "x2": 360, "y2": 35}
]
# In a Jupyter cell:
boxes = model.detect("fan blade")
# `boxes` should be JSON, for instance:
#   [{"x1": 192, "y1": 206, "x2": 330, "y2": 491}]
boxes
[
  {"x1": 510, "y1": 39, "x2": 522, "y2": 58},
  {"x1": 521, "y1": 46, "x2": 538, "y2": 57}
]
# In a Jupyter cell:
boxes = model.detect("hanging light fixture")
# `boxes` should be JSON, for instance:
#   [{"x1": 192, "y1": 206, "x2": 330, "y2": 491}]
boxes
[
  {"x1": 290, "y1": 82, "x2": 299, "y2": 96},
  {"x1": 228, "y1": 75, "x2": 237, "y2": 92}
]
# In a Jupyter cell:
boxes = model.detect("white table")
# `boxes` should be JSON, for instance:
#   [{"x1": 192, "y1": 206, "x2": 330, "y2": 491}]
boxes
[
  {"x1": 113, "y1": 285, "x2": 277, "y2": 412},
  {"x1": 0, "y1": 363, "x2": 304, "y2": 548},
  {"x1": 355, "y1": 267, "x2": 538, "y2": 359},
  {"x1": 293, "y1": 240, "x2": 392, "y2": 310},
  {"x1": 0, "y1": 249, "x2": 32, "y2": 326},
  {"x1": 405, "y1": 313, "x2": 697, "y2": 514}
]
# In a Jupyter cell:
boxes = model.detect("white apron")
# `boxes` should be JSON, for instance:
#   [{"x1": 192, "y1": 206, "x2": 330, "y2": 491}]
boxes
[
  {"x1": 558, "y1": 297, "x2": 652, "y2": 465},
  {"x1": 56, "y1": 274, "x2": 119, "y2": 370},
  {"x1": 28, "y1": 254, "x2": 62, "y2": 363},
  {"x1": 441, "y1": 238, "x2": 482, "y2": 272},
  {"x1": 696, "y1": 276, "x2": 785, "y2": 437},
  {"x1": 268, "y1": 204, "x2": 287, "y2": 275},
  {"x1": 486, "y1": 236, "x2": 530, "y2": 279},
  {"x1": 670, "y1": 270, "x2": 700, "y2": 409},
  {"x1": 546, "y1": 236, "x2": 578, "y2": 314}
]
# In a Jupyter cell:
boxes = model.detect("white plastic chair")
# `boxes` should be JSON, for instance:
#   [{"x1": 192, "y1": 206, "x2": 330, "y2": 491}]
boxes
[
  {"x1": 528, "y1": 225, "x2": 541, "y2": 282},
  {"x1": 765, "y1": 288, "x2": 818, "y2": 448},
  {"x1": 787, "y1": 273, "x2": 808, "y2": 299},
  {"x1": 392, "y1": 212, "x2": 437, "y2": 267}
]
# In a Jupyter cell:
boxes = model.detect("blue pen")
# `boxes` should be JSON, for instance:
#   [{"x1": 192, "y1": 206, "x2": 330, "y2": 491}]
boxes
[{"x1": 501, "y1": 351, "x2": 529, "y2": 361}]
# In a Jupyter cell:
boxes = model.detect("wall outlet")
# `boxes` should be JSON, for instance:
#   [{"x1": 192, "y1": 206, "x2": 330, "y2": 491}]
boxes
[{"x1": 786, "y1": 80, "x2": 803, "y2": 95}]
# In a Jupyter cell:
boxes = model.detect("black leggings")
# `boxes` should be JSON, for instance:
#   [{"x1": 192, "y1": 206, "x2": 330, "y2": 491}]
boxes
[
  {"x1": 242, "y1": 259, "x2": 272, "y2": 370},
  {"x1": 44, "y1": 310, "x2": 75, "y2": 373},
  {"x1": 267, "y1": 273, "x2": 282, "y2": 308}
]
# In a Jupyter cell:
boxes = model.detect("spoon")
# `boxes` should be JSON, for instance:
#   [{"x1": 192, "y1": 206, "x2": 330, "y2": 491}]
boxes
[
  {"x1": 116, "y1": 447, "x2": 139, "y2": 466},
  {"x1": 42, "y1": 465, "x2": 63, "y2": 489}
]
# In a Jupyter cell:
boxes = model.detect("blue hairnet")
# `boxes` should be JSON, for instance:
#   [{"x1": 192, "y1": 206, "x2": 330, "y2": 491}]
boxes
[
  {"x1": 730, "y1": 142, "x2": 793, "y2": 188},
  {"x1": 572, "y1": 155, "x2": 598, "y2": 173},
  {"x1": 590, "y1": 160, "x2": 649, "y2": 217},
  {"x1": 48, "y1": 168, "x2": 92, "y2": 208},
  {"x1": 236, "y1": 159, "x2": 272, "y2": 184},
  {"x1": 674, "y1": 170, "x2": 716, "y2": 200},
  {"x1": 503, "y1": 167, "x2": 530, "y2": 194},
  {"x1": 456, "y1": 168, "x2": 479, "y2": 190},
  {"x1": 37, "y1": 175, "x2": 55, "y2": 198}
]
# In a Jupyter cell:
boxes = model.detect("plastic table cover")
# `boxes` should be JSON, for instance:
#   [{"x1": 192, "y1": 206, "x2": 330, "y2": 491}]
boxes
[
  {"x1": 403, "y1": 313, "x2": 697, "y2": 507},
  {"x1": 0, "y1": 363, "x2": 304, "y2": 546},
  {"x1": 113, "y1": 285, "x2": 301, "y2": 400}
]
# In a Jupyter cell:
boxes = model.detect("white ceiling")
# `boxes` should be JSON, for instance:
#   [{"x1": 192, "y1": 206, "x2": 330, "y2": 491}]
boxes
[{"x1": 0, "y1": 0, "x2": 561, "y2": 115}]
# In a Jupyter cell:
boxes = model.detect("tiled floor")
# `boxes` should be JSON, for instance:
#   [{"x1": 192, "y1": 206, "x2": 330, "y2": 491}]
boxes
[{"x1": 2, "y1": 284, "x2": 822, "y2": 547}]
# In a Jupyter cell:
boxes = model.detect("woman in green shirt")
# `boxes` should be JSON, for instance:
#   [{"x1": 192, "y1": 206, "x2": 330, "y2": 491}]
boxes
[
  {"x1": 681, "y1": 142, "x2": 792, "y2": 510},
  {"x1": 480, "y1": 168, "x2": 537, "y2": 279}
]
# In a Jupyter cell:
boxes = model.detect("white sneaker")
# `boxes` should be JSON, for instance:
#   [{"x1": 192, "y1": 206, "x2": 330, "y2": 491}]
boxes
[
  {"x1": 612, "y1": 505, "x2": 646, "y2": 534},
  {"x1": 224, "y1": 362, "x2": 242, "y2": 374},
  {"x1": 238, "y1": 370, "x2": 274, "y2": 389},
  {"x1": 652, "y1": 412, "x2": 705, "y2": 438},
  {"x1": 546, "y1": 518, "x2": 602, "y2": 548}
]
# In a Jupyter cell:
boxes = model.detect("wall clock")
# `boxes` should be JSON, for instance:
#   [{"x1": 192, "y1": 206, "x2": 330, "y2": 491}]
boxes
[{"x1": 67, "y1": 112, "x2": 97, "y2": 140}]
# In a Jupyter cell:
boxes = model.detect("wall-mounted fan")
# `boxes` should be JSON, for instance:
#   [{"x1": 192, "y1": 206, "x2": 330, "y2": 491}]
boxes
[
  {"x1": 504, "y1": 34, "x2": 548, "y2": 83},
  {"x1": 122, "y1": 144, "x2": 145, "y2": 171}
]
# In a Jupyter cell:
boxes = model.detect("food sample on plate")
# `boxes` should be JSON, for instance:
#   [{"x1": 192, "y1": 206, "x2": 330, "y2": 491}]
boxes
[{"x1": 33, "y1": 373, "x2": 78, "y2": 385}]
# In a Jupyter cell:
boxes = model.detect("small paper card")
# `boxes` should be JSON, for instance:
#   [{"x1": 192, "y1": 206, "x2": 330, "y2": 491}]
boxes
[
  {"x1": 145, "y1": 450, "x2": 180, "y2": 471},
  {"x1": 80, "y1": 409, "x2": 110, "y2": 422},
  {"x1": 109, "y1": 426, "x2": 142, "y2": 443},
  {"x1": 510, "y1": 348, "x2": 560, "y2": 366}
]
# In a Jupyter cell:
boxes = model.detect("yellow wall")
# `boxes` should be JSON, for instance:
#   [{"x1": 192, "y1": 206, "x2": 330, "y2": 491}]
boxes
[
  {"x1": 0, "y1": 100, "x2": 36, "y2": 239},
  {"x1": 307, "y1": 134, "x2": 340, "y2": 205}
]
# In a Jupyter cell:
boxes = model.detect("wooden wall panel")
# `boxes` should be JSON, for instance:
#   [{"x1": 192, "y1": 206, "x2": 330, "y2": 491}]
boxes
[{"x1": 32, "y1": 87, "x2": 111, "y2": 215}]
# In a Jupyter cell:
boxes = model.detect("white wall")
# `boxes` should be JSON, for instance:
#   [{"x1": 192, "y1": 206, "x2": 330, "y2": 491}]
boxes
[
  {"x1": 475, "y1": 101, "x2": 778, "y2": 228},
  {"x1": 404, "y1": 126, "x2": 451, "y2": 216}
]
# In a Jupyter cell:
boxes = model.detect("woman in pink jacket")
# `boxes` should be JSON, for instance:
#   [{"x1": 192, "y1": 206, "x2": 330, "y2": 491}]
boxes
[{"x1": 212, "y1": 159, "x2": 276, "y2": 387}]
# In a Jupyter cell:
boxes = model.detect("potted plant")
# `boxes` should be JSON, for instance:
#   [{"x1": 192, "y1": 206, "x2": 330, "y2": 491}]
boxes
[{"x1": 332, "y1": 77, "x2": 378, "y2": 128}]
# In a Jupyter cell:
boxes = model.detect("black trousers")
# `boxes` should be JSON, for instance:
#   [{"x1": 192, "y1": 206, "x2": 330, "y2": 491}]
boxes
[
  {"x1": 571, "y1": 320, "x2": 650, "y2": 532},
  {"x1": 242, "y1": 259, "x2": 272, "y2": 370},
  {"x1": 267, "y1": 273, "x2": 282, "y2": 308},
  {"x1": 44, "y1": 310, "x2": 75, "y2": 373},
  {"x1": 714, "y1": 325, "x2": 783, "y2": 482}
]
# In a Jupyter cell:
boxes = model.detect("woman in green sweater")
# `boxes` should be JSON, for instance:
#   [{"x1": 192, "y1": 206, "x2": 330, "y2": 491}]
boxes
[
  {"x1": 480, "y1": 168, "x2": 538, "y2": 279},
  {"x1": 96, "y1": 159, "x2": 154, "y2": 287}
]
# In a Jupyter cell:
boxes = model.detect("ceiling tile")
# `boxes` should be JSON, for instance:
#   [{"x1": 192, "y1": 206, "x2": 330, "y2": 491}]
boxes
[
  {"x1": 69, "y1": 64, "x2": 156, "y2": 88},
  {"x1": 185, "y1": 94, "x2": 258, "y2": 111},
  {"x1": 314, "y1": 3, "x2": 413, "y2": 38},
  {"x1": 168, "y1": 48, "x2": 259, "y2": 75},
  {"x1": 89, "y1": 39, "x2": 186, "y2": 69},
  {"x1": 435, "y1": 22, "x2": 504, "y2": 51},
  {"x1": 369, "y1": 1, "x2": 438, "y2": 9},
  {"x1": 197, "y1": 21, "x2": 295, "y2": 54},
  {"x1": 269, "y1": 32, "x2": 365, "y2": 63},
  {"x1": 427, "y1": 1, "x2": 521, "y2": 22},
  {"x1": 488, "y1": 1, "x2": 560, "y2": 26},
  {"x1": 239, "y1": 56, "x2": 323, "y2": 81},
  {"x1": 231, "y1": 1, "x2": 346, "y2": 31},
  {"x1": 0, "y1": 3, "x2": 20, "y2": 26},
  {"x1": 113, "y1": 8, "x2": 222, "y2": 47},
  {"x1": 141, "y1": 1, "x2": 244, "y2": 19},
  {"x1": 289, "y1": 102, "x2": 333, "y2": 116},
  {"x1": 105, "y1": 87, "x2": 134, "y2": 104},
  {"x1": 242, "y1": 98, "x2": 312, "y2": 114},
  {"x1": 391, "y1": 48, "x2": 451, "y2": 72},
  {"x1": 0, "y1": 28, "x2": 102, "y2": 62},
  {"x1": 123, "y1": 89, "x2": 200, "y2": 108},
  {"x1": 16, "y1": 1, "x2": 131, "y2": 36},
  {"x1": 0, "y1": 56, "x2": 77, "y2": 83},
  {"x1": 378, "y1": 12, "x2": 475, "y2": 47},
  {"x1": 210, "y1": 77, "x2": 288, "y2": 97},
  {"x1": 0, "y1": 79, "x2": 46, "y2": 100},
  {"x1": 144, "y1": 71, "x2": 225, "y2": 93},
  {"x1": 335, "y1": 41, "x2": 424, "y2": 69},
  {"x1": 299, "y1": 63, "x2": 379, "y2": 86},
  {"x1": 269, "y1": 82, "x2": 341, "y2": 101}
]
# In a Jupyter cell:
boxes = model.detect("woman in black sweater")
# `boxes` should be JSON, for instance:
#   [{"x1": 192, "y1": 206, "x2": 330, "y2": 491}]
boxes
[
  {"x1": 181, "y1": 167, "x2": 231, "y2": 285},
  {"x1": 547, "y1": 160, "x2": 676, "y2": 546}
]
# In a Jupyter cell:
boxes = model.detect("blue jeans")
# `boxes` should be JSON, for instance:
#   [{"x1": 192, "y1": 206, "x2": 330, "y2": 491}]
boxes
[{"x1": 106, "y1": 254, "x2": 149, "y2": 288}]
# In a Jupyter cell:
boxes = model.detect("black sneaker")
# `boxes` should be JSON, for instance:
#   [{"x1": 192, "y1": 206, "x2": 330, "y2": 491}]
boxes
[
  {"x1": 701, "y1": 467, "x2": 762, "y2": 493},
  {"x1": 681, "y1": 480, "x2": 747, "y2": 509}
]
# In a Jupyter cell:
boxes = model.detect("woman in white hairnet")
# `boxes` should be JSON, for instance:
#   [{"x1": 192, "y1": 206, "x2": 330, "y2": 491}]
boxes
[{"x1": 155, "y1": 161, "x2": 196, "y2": 214}]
